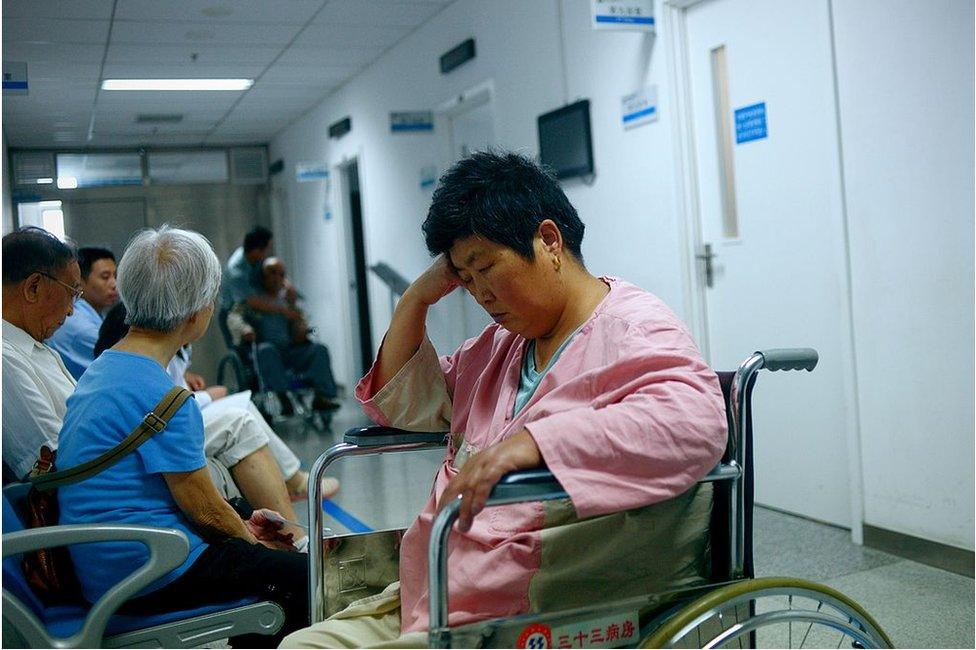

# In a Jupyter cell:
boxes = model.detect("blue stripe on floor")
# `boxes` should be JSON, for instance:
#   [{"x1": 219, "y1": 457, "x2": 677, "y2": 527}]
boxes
[{"x1": 322, "y1": 499, "x2": 373, "y2": 533}]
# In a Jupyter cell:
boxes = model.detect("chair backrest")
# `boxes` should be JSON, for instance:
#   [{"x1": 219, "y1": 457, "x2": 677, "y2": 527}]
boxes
[
  {"x1": 2, "y1": 493, "x2": 47, "y2": 618},
  {"x1": 708, "y1": 370, "x2": 756, "y2": 582}
]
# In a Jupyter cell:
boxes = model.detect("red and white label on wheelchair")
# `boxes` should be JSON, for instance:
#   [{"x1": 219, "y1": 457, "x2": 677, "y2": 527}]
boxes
[{"x1": 516, "y1": 611, "x2": 640, "y2": 648}]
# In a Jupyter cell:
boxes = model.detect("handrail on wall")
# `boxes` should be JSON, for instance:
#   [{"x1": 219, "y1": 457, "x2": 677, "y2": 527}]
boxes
[
  {"x1": 369, "y1": 262, "x2": 411, "y2": 314},
  {"x1": 369, "y1": 262, "x2": 411, "y2": 297}
]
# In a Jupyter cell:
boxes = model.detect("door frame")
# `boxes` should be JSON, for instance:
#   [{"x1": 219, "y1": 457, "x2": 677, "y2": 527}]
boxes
[
  {"x1": 663, "y1": 0, "x2": 866, "y2": 542},
  {"x1": 333, "y1": 150, "x2": 375, "y2": 386}
]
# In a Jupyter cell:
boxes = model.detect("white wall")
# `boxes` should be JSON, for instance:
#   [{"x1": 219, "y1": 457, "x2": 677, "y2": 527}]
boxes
[
  {"x1": 270, "y1": 0, "x2": 688, "y2": 390},
  {"x1": 271, "y1": 0, "x2": 974, "y2": 550},
  {"x1": 2, "y1": 132, "x2": 14, "y2": 234},
  {"x1": 831, "y1": 0, "x2": 975, "y2": 550}
]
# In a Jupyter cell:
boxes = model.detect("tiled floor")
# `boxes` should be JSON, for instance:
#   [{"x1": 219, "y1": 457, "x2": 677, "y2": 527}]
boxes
[{"x1": 276, "y1": 399, "x2": 975, "y2": 649}]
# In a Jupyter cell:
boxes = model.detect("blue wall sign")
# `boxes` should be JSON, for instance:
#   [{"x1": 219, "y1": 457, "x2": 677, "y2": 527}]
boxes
[
  {"x1": 3, "y1": 61, "x2": 28, "y2": 95},
  {"x1": 591, "y1": 0, "x2": 655, "y2": 30},
  {"x1": 390, "y1": 111, "x2": 434, "y2": 133},
  {"x1": 734, "y1": 102, "x2": 767, "y2": 144}
]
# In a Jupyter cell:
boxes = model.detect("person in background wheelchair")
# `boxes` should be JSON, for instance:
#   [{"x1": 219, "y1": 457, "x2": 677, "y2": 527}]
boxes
[
  {"x1": 241, "y1": 256, "x2": 341, "y2": 412},
  {"x1": 55, "y1": 225, "x2": 310, "y2": 647},
  {"x1": 283, "y1": 151, "x2": 728, "y2": 648}
]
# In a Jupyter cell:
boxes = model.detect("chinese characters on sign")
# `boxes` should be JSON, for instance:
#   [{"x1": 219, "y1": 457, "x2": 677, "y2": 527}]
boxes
[
  {"x1": 516, "y1": 612, "x2": 639, "y2": 648},
  {"x1": 621, "y1": 86, "x2": 658, "y2": 129},
  {"x1": 734, "y1": 102, "x2": 768, "y2": 144},
  {"x1": 591, "y1": 0, "x2": 654, "y2": 31}
]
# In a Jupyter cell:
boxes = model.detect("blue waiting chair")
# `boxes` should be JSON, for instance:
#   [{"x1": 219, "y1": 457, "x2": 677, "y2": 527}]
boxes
[{"x1": 2, "y1": 487, "x2": 284, "y2": 648}]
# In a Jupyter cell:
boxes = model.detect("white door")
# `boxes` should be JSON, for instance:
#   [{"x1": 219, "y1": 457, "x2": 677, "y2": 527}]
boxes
[{"x1": 683, "y1": 0, "x2": 858, "y2": 527}]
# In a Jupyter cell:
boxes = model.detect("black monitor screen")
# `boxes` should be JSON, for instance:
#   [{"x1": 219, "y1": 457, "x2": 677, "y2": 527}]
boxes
[{"x1": 537, "y1": 99, "x2": 593, "y2": 180}]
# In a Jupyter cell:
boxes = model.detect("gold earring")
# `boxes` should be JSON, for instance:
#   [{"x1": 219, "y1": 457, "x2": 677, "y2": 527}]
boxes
[{"x1": 553, "y1": 256, "x2": 561, "y2": 272}]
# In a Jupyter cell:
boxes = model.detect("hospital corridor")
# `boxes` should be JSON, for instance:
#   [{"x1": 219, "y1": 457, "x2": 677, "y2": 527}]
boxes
[{"x1": 1, "y1": 1, "x2": 973, "y2": 648}]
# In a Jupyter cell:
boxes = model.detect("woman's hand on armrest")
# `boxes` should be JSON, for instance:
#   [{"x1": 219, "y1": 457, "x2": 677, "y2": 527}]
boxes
[
  {"x1": 164, "y1": 468, "x2": 258, "y2": 544},
  {"x1": 436, "y1": 429, "x2": 542, "y2": 533}
]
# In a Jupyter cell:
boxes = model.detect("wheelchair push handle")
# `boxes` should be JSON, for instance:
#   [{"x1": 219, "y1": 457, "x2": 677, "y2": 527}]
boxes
[{"x1": 756, "y1": 348, "x2": 818, "y2": 372}]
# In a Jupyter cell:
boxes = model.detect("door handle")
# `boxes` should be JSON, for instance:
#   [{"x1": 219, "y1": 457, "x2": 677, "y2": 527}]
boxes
[{"x1": 696, "y1": 243, "x2": 716, "y2": 288}]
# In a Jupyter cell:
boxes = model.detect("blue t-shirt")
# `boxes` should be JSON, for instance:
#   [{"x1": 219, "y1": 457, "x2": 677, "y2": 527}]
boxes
[
  {"x1": 513, "y1": 326, "x2": 585, "y2": 416},
  {"x1": 47, "y1": 298, "x2": 103, "y2": 380},
  {"x1": 57, "y1": 350, "x2": 209, "y2": 602}
]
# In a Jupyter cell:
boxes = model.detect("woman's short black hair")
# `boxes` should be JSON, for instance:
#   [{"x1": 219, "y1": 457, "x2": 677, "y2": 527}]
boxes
[
  {"x1": 423, "y1": 151, "x2": 584, "y2": 262},
  {"x1": 1, "y1": 227, "x2": 77, "y2": 285},
  {"x1": 94, "y1": 302, "x2": 129, "y2": 358}
]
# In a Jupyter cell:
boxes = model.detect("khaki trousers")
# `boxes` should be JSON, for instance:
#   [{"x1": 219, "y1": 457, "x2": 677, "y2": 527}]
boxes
[{"x1": 280, "y1": 582, "x2": 427, "y2": 649}]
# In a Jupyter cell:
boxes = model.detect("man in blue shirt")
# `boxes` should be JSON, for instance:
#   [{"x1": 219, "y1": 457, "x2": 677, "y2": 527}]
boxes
[{"x1": 47, "y1": 247, "x2": 118, "y2": 379}]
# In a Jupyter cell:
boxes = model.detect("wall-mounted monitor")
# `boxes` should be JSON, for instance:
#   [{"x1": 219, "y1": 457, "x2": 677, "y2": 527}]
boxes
[{"x1": 537, "y1": 99, "x2": 594, "y2": 180}]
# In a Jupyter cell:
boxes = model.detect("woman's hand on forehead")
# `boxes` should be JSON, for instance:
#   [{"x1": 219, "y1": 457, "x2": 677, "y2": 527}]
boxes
[{"x1": 407, "y1": 255, "x2": 461, "y2": 307}]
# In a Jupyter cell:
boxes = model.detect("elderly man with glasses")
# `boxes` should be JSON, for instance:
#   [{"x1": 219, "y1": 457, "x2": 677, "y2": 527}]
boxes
[{"x1": 1, "y1": 227, "x2": 83, "y2": 482}]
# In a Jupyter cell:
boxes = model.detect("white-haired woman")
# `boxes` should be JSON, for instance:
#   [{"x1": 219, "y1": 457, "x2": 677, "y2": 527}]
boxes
[{"x1": 57, "y1": 226, "x2": 308, "y2": 646}]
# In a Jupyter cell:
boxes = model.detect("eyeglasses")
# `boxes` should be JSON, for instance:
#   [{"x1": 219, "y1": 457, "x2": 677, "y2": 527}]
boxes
[{"x1": 39, "y1": 272, "x2": 84, "y2": 301}]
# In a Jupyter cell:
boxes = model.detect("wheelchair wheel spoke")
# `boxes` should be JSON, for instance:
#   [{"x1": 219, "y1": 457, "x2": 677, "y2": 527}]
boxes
[
  {"x1": 798, "y1": 601, "x2": 822, "y2": 648},
  {"x1": 788, "y1": 595, "x2": 793, "y2": 648},
  {"x1": 739, "y1": 602, "x2": 745, "y2": 649}
]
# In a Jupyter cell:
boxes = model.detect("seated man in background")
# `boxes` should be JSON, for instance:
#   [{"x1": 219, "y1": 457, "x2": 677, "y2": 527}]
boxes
[
  {"x1": 245, "y1": 257, "x2": 339, "y2": 412},
  {"x1": 0, "y1": 228, "x2": 325, "y2": 515},
  {"x1": 46, "y1": 246, "x2": 118, "y2": 379}
]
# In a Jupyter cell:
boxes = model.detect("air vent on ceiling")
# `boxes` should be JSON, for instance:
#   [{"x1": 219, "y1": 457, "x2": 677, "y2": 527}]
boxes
[
  {"x1": 230, "y1": 147, "x2": 268, "y2": 185},
  {"x1": 12, "y1": 151, "x2": 56, "y2": 185},
  {"x1": 136, "y1": 113, "x2": 184, "y2": 124}
]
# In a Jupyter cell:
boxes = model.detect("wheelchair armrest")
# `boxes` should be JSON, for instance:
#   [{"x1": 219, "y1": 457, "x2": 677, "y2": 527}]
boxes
[
  {"x1": 343, "y1": 426, "x2": 448, "y2": 448},
  {"x1": 487, "y1": 469, "x2": 568, "y2": 504},
  {"x1": 3, "y1": 524, "x2": 189, "y2": 649}
]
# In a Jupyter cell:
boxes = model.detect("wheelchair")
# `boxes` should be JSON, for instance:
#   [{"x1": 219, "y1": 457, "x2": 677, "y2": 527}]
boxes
[
  {"x1": 215, "y1": 305, "x2": 328, "y2": 434},
  {"x1": 306, "y1": 349, "x2": 893, "y2": 648},
  {"x1": 1, "y1": 484, "x2": 285, "y2": 648}
]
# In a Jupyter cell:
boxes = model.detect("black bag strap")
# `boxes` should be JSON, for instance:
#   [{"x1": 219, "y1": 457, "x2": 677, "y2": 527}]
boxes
[{"x1": 29, "y1": 386, "x2": 192, "y2": 492}]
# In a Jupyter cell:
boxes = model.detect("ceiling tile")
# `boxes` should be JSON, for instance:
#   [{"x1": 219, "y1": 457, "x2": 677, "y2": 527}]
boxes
[
  {"x1": 3, "y1": 18, "x2": 111, "y2": 44},
  {"x1": 245, "y1": 82, "x2": 332, "y2": 100},
  {"x1": 110, "y1": 20, "x2": 303, "y2": 46},
  {"x1": 293, "y1": 23, "x2": 409, "y2": 50},
  {"x1": 2, "y1": 42, "x2": 106, "y2": 64},
  {"x1": 16, "y1": 61, "x2": 103, "y2": 82},
  {"x1": 275, "y1": 45, "x2": 382, "y2": 68},
  {"x1": 3, "y1": 0, "x2": 116, "y2": 20},
  {"x1": 95, "y1": 90, "x2": 243, "y2": 108},
  {"x1": 314, "y1": 1, "x2": 443, "y2": 28},
  {"x1": 114, "y1": 0, "x2": 325, "y2": 25},
  {"x1": 259, "y1": 64, "x2": 350, "y2": 85},
  {"x1": 101, "y1": 62, "x2": 267, "y2": 79},
  {"x1": 105, "y1": 43, "x2": 282, "y2": 66}
]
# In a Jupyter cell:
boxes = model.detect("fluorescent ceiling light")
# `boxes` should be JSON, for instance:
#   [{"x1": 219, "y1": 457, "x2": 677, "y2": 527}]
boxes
[
  {"x1": 57, "y1": 176, "x2": 78, "y2": 189},
  {"x1": 36, "y1": 177, "x2": 54, "y2": 184},
  {"x1": 101, "y1": 79, "x2": 253, "y2": 91}
]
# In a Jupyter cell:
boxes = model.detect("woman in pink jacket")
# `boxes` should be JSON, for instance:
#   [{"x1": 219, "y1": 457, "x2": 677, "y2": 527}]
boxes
[{"x1": 283, "y1": 152, "x2": 727, "y2": 649}]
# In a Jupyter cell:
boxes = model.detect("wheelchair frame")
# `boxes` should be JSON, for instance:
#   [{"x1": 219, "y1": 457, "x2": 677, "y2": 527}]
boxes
[{"x1": 307, "y1": 349, "x2": 889, "y2": 648}]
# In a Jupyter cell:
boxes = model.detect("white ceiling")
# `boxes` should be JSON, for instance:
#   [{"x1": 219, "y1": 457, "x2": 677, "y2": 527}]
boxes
[{"x1": 1, "y1": 0, "x2": 453, "y2": 149}]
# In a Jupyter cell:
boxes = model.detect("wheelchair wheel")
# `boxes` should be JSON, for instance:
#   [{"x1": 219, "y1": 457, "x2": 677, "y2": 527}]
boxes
[{"x1": 639, "y1": 577, "x2": 892, "y2": 649}]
